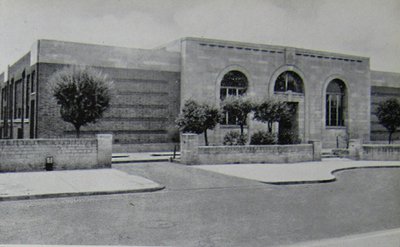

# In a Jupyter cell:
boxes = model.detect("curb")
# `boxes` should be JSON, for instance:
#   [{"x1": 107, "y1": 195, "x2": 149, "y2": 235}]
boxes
[
  {"x1": 0, "y1": 185, "x2": 165, "y2": 202},
  {"x1": 265, "y1": 165, "x2": 400, "y2": 185},
  {"x1": 0, "y1": 245, "x2": 169, "y2": 247},
  {"x1": 112, "y1": 158, "x2": 170, "y2": 164},
  {"x1": 275, "y1": 227, "x2": 400, "y2": 247}
]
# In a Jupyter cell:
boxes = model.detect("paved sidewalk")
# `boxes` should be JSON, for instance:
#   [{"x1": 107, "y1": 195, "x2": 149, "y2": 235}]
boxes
[
  {"x1": 0, "y1": 169, "x2": 164, "y2": 201},
  {"x1": 276, "y1": 227, "x2": 400, "y2": 247},
  {"x1": 194, "y1": 159, "x2": 400, "y2": 184}
]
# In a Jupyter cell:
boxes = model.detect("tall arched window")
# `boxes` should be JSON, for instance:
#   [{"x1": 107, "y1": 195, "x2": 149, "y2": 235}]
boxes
[
  {"x1": 274, "y1": 71, "x2": 303, "y2": 93},
  {"x1": 220, "y1": 71, "x2": 248, "y2": 100},
  {"x1": 326, "y1": 79, "x2": 346, "y2": 127},
  {"x1": 220, "y1": 70, "x2": 248, "y2": 125}
]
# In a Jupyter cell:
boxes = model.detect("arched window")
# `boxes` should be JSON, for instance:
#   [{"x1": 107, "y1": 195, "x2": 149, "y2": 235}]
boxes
[
  {"x1": 274, "y1": 71, "x2": 303, "y2": 93},
  {"x1": 220, "y1": 71, "x2": 248, "y2": 100},
  {"x1": 220, "y1": 70, "x2": 248, "y2": 125},
  {"x1": 326, "y1": 79, "x2": 346, "y2": 127}
]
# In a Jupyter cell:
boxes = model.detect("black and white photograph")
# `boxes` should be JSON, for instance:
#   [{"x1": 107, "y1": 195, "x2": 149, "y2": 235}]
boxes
[{"x1": 0, "y1": 0, "x2": 400, "y2": 246}]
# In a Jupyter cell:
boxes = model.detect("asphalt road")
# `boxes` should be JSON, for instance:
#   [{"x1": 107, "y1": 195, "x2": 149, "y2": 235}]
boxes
[{"x1": 1, "y1": 162, "x2": 400, "y2": 247}]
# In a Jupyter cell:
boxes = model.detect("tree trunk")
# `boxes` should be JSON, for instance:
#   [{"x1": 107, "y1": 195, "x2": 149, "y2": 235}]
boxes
[
  {"x1": 75, "y1": 125, "x2": 81, "y2": 138},
  {"x1": 389, "y1": 131, "x2": 393, "y2": 144},
  {"x1": 204, "y1": 130, "x2": 208, "y2": 146},
  {"x1": 268, "y1": 122, "x2": 273, "y2": 133},
  {"x1": 240, "y1": 124, "x2": 244, "y2": 136}
]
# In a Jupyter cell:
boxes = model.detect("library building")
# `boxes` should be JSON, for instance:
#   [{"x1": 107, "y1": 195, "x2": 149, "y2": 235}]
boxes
[{"x1": 1, "y1": 37, "x2": 399, "y2": 151}]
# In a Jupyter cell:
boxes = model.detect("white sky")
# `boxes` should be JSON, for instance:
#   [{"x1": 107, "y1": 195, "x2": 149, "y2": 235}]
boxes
[{"x1": 0, "y1": 0, "x2": 399, "y2": 73}]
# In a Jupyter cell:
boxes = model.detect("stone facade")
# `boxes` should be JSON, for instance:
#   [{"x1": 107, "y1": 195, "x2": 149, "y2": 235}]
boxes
[
  {"x1": 1, "y1": 37, "x2": 399, "y2": 150},
  {"x1": 164, "y1": 38, "x2": 373, "y2": 148}
]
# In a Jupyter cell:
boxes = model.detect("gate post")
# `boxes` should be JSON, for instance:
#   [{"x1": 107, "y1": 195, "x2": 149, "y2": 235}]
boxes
[{"x1": 180, "y1": 133, "x2": 199, "y2": 165}]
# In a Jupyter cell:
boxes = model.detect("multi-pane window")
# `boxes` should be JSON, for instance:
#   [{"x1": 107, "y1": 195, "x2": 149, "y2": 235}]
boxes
[
  {"x1": 326, "y1": 79, "x2": 346, "y2": 127},
  {"x1": 25, "y1": 75, "x2": 30, "y2": 118},
  {"x1": 14, "y1": 80, "x2": 22, "y2": 119},
  {"x1": 0, "y1": 89, "x2": 4, "y2": 120},
  {"x1": 220, "y1": 70, "x2": 248, "y2": 125},
  {"x1": 31, "y1": 71, "x2": 35, "y2": 93},
  {"x1": 274, "y1": 71, "x2": 304, "y2": 93}
]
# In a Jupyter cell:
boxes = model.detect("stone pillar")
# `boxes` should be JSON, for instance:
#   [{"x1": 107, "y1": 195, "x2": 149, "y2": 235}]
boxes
[
  {"x1": 309, "y1": 140, "x2": 321, "y2": 161},
  {"x1": 97, "y1": 134, "x2": 113, "y2": 168},
  {"x1": 180, "y1": 133, "x2": 199, "y2": 165},
  {"x1": 349, "y1": 139, "x2": 362, "y2": 160}
]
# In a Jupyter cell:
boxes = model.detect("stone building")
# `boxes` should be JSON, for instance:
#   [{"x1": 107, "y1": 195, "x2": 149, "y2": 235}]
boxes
[{"x1": 1, "y1": 37, "x2": 399, "y2": 151}]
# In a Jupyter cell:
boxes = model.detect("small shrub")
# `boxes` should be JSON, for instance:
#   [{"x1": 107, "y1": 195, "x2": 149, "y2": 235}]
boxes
[
  {"x1": 223, "y1": 131, "x2": 247, "y2": 145},
  {"x1": 250, "y1": 130, "x2": 277, "y2": 145},
  {"x1": 278, "y1": 131, "x2": 301, "y2": 144}
]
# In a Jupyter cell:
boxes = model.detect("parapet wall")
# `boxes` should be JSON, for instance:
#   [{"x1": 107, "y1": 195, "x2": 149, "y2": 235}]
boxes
[
  {"x1": 0, "y1": 134, "x2": 112, "y2": 172},
  {"x1": 362, "y1": 145, "x2": 400, "y2": 161},
  {"x1": 180, "y1": 134, "x2": 321, "y2": 165},
  {"x1": 349, "y1": 139, "x2": 400, "y2": 161}
]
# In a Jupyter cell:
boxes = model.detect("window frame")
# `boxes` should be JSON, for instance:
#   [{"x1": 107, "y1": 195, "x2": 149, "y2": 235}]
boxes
[
  {"x1": 326, "y1": 80, "x2": 346, "y2": 127},
  {"x1": 274, "y1": 71, "x2": 304, "y2": 94},
  {"x1": 220, "y1": 70, "x2": 248, "y2": 126}
]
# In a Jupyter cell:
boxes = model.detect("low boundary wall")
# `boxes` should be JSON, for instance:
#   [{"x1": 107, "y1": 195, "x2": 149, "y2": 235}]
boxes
[
  {"x1": 349, "y1": 139, "x2": 400, "y2": 161},
  {"x1": 0, "y1": 134, "x2": 112, "y2": 172},
  {"x1": 180, "y1": 134, "x2": 321, "y2": 165}
]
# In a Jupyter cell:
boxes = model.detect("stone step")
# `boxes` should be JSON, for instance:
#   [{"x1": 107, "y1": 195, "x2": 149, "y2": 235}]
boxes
[{"x1": 321, "y1": 154, "x2": 339, "y2": 158}]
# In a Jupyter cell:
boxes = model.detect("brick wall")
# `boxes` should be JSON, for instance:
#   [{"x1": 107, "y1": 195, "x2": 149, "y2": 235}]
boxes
[
  {"x1": 0, "y1": 52, "x2": 36, "y2": 140},
  {"x1": 370, "y1": 86, "x2": 400, "y2": 142},
  {"x1": 36, "y1": 63, "x2": 180, "y2": 150},
  {"x1": 370, "y1": 71, "x2": 400, "y2": 142},
  {"x1": 0, "y1": 134, "x2": 112, "y2": 172}
]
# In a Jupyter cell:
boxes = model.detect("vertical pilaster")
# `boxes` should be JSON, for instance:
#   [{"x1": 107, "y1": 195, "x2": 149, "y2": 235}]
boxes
[{"x1": 96, "y1": 134, "x2": 113, "y2": 168}]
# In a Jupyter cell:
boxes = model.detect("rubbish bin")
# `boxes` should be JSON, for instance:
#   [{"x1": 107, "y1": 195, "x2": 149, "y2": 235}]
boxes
[{"x1": 45, "y1": 156, "x2": 54, "y2": 171}]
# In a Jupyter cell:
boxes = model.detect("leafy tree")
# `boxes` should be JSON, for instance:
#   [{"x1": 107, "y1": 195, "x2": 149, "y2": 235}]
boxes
[
  {"x1": 375, "y1": 98, "x2": 400, "y2": 144},
  {"x1": 221, "y1": 95, "x2": 253, "y2": 136},
  {"x1": 253, "y1": 98, "x2": 290, "y2": 133},
  {"x1": 175, "y1": 100, "x2": 221, "y2": 146},
  {"x1": 50, "y1": 66, "x2": 113, "y2": 138}
]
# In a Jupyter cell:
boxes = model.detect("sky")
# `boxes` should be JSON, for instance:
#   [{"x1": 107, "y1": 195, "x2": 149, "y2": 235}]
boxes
[{"x1": 0, "y1": 0, "x2": 399, "y2": 73}]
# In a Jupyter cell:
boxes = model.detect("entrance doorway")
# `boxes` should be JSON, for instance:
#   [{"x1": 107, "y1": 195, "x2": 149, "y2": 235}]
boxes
[{"x1": 278, "y1": 102, "x2": 300, "y2": 144}]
